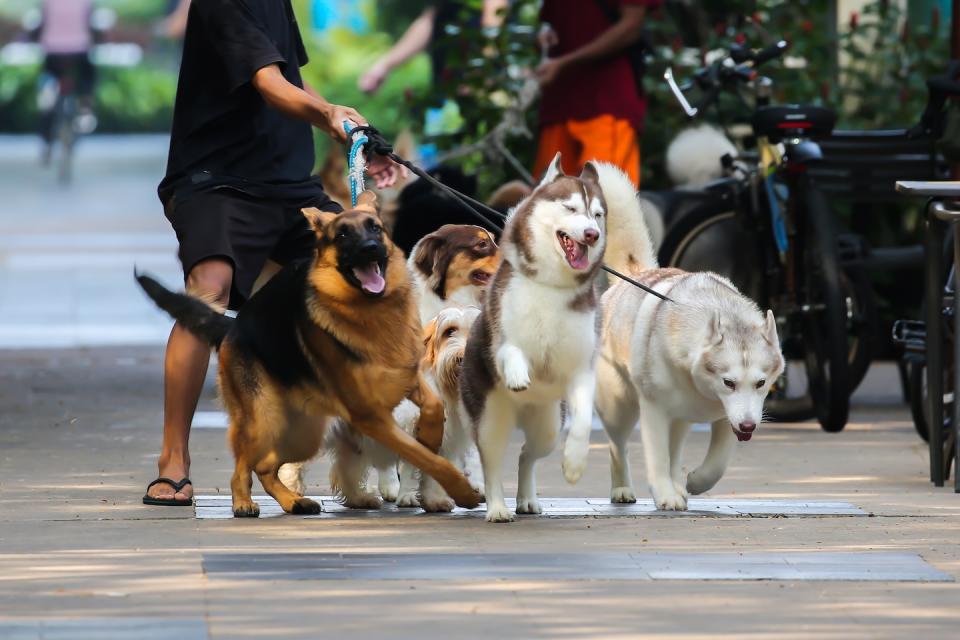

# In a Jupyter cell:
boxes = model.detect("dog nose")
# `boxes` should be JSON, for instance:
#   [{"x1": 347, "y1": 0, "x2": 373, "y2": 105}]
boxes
[
  {"x1": 738, "y1": 421, "x2": 756, "y2": 433},
  {"x1": 359, "y1": 239, "x2": 380, "y2": 255},
  {"x1": 583, "y1": 228, "x2": 599, "y2": 246}
]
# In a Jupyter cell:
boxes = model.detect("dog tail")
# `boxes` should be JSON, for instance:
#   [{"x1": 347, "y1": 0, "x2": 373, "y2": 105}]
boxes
[
  {"x1": 666, "y1": 124, "x2": 737, "y2": 188},
  {"x1": 135, "y1": 271, "x2": 232, "y2": 348},
  {"x1": 595, "y1": 162, "x2": 658, "y2": 275}
]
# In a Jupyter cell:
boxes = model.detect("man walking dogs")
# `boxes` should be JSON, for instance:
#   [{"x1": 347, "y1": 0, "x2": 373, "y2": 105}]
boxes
[{"x1": 144, "y1": 0, "x2": 402, "y2": 505}]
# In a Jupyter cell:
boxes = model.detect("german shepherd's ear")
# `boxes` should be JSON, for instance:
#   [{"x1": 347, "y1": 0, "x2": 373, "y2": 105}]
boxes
[
  {"x1": 355, "y1": 190, "x2": 379, "y2": 216},
  {"x1": 422, "y1": 318, "x2": 439, "y2": 366},
  {"x1": 302, "y1": 207, "x2": 337, "y2": 233},
  {"x1": 538, "y1": 152, "x2": 565, "y2": 186}
]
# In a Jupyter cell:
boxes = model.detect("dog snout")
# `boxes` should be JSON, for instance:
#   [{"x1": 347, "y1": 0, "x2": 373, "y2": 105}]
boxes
[
  {"x1": 583, "y1": 228, "x2": 600, "y2": 246},
  {"x1": 358, "y1": 239, "x2": 381, "y2": 257},
  {"x1": 738, "y1": 421, "x2": 756, "y2": 433}
]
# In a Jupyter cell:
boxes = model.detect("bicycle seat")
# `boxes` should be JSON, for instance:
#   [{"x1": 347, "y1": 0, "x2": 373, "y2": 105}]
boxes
[{"x1": 752, "y1": 104, "x2": 836, "y2": 140}]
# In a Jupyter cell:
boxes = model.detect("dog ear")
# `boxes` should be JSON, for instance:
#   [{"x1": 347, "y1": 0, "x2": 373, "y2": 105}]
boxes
[
  {"x1": 763, "y1": 309, "x2": 779, "y2": 346},
  {"x1": 706, "y1": 310, "x2": 724, "y2": 346},
  {"x1": 421, "y1": 318, "x2": 438, "y2": 366},
  {"x1": 412, "y1": 230, "x2": 446, "y2": 278},
  {"x1": 355, "y1": 190, "x2": 379, "y2": 215},
  {"x1": 302, "y1": 207, "x2": 338, "y2": 233},
  {"x1": 579, "y1": 162, "x2": 600, "y2": 186},
  {"x1": 538, "y1": 152, "x2": 565, "y2": 186}
]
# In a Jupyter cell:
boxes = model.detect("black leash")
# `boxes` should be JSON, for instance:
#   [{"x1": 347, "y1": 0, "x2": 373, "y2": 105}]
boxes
[{"x1": 354, "y1": 125, "x2": 673, "y2": 303}]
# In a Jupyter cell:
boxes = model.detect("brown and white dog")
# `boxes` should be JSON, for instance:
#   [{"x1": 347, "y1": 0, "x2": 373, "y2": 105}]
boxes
[
  {"x1": 323, "y1": 305, "x2": 482, "y2": 511},
  {"x1": 408, "y1": 224, "x2": 501, "y2": 324},
  {"x1": 459, "y1": 153, "x2": 640, "y2": 523}
]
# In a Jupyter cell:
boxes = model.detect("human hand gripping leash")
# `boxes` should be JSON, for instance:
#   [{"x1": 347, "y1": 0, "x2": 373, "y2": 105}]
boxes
[{"x1": 341, "y1": 121, "x2": 672, "y2": 303}]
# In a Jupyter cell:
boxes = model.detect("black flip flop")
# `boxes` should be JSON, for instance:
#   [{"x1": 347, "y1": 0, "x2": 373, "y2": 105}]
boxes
[{"x1": 142, "y1": 477, "x2": 194, "y2": 506}]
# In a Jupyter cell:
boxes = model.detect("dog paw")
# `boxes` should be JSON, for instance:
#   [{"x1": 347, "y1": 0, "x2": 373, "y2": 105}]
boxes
[
  {"x1": 685, "y1": 470, "x2": 716, "y2": 496},
  {"x1": 289, "y1": 497, "x2": 321, "y2": 515},
  {"x1": 562, "y1": 439, "x2": 588, "y2": 484},
  {"x1": 233, "y1": 500, "x2": 261, "y2": 518},
  {"x1": 485, "y1": 504, "x2": 515, "y2": 523},
  {"x1": 515, "y1": 496, "x2": 542, "y2": 515},
  {"x1": 342, "y1": 494, "x2": 382, "y2": 510},
  {"x1": 672, "y1": 480, "x2": 691, "y2": 501},
  {"x1": 502, "y1": 359, "x2": 531, "y2": 392},
  {"x1": 610, "y1": 486, "x2": 637, "y2": 503},
  {"x1": 395, "y1": 491, "x2": 421, "y2": 508},
  {"x1": 652, "y1": 486, "x2": 688, "y2": 511},
  {"x1": 421, "y1": 495, "x2": 456, "y2": 513}
]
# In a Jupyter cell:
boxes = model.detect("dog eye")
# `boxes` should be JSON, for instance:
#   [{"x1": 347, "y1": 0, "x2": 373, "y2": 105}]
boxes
[
  {"x1": 476, "y1": 241, "x2": 488, "y2": 250},
  {"x1": 755, "y1": 379, "x2": 766, "y2": 389},
  {"x1": 335, "y1": 230, "x2": 348, "y2": 240},
  {"x1": 723, "y1": 378, "x2": 736, "y2": 390},
  {"x1": 443, "y1": 327, "x2": 457, "y2": 338}
]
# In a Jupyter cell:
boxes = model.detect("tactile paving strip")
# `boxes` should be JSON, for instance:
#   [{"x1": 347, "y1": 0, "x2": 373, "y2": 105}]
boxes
[
  {"x1": 194, "y1": 495, "x2": 866, "y2": 519},
  {"x1": 201, "y1": 551, "x2": 952, "y2": 582}
]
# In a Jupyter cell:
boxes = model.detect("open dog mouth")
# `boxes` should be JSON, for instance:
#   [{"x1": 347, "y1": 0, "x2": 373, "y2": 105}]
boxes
[
  {"x1": 351, "y1": 260, "x2": 387, "y2": 296},
  {"x1": 470, "y1": 270, "x2": 492, "y2": 286},
  {"x1": 732, "y1": 427, "x2": 753, "y2": 442},
  {"x1": 556, "y1": 231, "x2": 589, "y2": 270}
]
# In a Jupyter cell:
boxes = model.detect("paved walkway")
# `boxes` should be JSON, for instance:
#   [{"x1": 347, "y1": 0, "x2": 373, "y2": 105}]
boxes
[{"x1": 0, "y1": 348, "x2": 959, "y2": 638}]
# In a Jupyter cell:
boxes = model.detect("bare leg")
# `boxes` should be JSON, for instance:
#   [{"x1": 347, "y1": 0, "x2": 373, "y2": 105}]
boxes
[{"x1": 147, "y1": 258, "x2": 232, "y2": 503}]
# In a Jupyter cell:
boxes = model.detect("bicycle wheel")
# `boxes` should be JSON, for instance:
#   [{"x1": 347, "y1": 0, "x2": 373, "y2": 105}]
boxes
[{"x1": 798, "y1": 177, "x2": 850, "y2": 432}]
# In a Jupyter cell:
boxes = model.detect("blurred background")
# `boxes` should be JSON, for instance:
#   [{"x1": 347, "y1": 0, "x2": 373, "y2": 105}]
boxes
[{"x1": 0, "y1": 0, "x2": 953, "y2": 359}]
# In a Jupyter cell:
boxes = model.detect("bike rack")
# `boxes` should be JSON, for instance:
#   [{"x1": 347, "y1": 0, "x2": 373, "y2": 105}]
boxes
[{"x1": 896, "y1": 181, "x2": 960, "y2": 491}]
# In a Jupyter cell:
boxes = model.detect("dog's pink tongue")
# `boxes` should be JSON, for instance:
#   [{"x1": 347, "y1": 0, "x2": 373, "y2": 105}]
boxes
[
  {"x1": 567, "y1": 242, "x2": 589, "y2": 270},
  {"x1": 353, "y1": 263, "x2": 385, "y2": 294},
  {"x1": 735, "y1": 430, "x2": 753, "y2": 442}
]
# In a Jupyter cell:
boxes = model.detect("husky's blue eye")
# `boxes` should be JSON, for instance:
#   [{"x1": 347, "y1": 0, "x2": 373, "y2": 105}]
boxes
[{"x1": 723, "y1": 378, "x2": 736, "y2": 390}]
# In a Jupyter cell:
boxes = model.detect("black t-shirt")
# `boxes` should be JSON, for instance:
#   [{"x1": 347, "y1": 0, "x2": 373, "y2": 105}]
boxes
[{"x1": 159, "y1": 0, "x2": 322, "y2": 204}]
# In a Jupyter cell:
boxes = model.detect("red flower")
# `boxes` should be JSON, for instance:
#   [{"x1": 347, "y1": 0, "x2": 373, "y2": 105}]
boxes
[
  {"x1": 849, "y1": 11, "x2": 859, "y2": 30},
  {"x1": 751, "y1": 11, "x2": 762, "y2": 24},
  {"x1": 734, "y1": 33, "x2": 746, "y2": 45},
  {"x1": 671, "y1": 35, "x2": 683, "y2": 53},
  {"x1": 714, "y1": 22, "x2": 727, "y2": 36},
  {"x1": 801, "y1": 20, "x2": 813, "y2": 32}
]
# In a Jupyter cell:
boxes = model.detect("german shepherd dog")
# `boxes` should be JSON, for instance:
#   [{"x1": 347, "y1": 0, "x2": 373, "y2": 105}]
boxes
[{"x1": 137, "y1": 191, "x2": 481, "y2": 517}]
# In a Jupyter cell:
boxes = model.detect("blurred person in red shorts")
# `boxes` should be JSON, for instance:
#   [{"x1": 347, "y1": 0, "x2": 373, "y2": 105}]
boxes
[{"x1": 534, "y1": 0, "x2": 660, "y2": 187}]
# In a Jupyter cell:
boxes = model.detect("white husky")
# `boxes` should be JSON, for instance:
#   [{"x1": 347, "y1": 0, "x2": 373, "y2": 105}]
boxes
[
  {"x1": 595, "y1": 164, "x2": 785, "y2": 510},
  {"x1": 460, "y1": 154, "x2": 640, "y2": 523}
]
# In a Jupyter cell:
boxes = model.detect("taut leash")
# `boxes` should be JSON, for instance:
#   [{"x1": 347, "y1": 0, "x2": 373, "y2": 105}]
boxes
[{"x1": 343, "y1": 123, "x2": 673, "y2": 303}]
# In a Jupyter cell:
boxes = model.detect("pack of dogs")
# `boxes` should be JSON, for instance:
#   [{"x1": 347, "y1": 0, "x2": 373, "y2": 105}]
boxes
[{"x1": 138, "y1": 151, "x2": 784, "y2": 523}]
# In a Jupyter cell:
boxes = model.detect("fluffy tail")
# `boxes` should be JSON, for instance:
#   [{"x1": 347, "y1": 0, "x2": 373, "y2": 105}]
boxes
[
  {"x1": 596, "y1": 162, "x2": 658, "y2": 275},
  {"x1": 666, "y1": 124, "x2": 737, "y2": 187},
  {"x1": 135, "y1": 271, "x2": 232, "y2": 348}
]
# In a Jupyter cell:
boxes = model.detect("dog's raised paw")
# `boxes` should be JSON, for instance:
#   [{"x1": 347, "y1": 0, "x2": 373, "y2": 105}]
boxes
[
  {"x1": 395, "y1": 491, "x2": 421, "y2": 508},
  {"x1": 562, "y1": 442, "x2": 588, "y2": 484},
  {"x1": 290, "y1": 497, "x2": 321, "y2": 514},
  {"x1": 515, "y1": 497, "x2": 542, "y2": 515},
  {"x1": 485, "y1": 504, "x2": 515, "y2": 523},
  {"x1": 610, "y1": 486, "x2": 637, "y2": 503},
  {"x1": 233, "y1": 501, "x2": 261, "y2": 518},
  {"x1": 502, "y1": 360, "x2": 530, "y2": 392}
]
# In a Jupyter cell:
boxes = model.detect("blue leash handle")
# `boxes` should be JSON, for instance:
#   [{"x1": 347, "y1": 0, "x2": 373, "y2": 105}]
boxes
[{"x1": 343, "y1": 121, "x2": 368, "y2": 207}]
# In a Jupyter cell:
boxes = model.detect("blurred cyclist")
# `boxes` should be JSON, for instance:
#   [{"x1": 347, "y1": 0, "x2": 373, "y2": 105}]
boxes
[{"x1": 36, "y1": 0, "x2": 98, "y2": 150}]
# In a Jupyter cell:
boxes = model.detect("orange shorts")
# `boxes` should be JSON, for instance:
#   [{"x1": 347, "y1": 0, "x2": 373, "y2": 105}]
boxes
[{"x1": 534, "y1": 115, "x2": 641, "y2": 187}]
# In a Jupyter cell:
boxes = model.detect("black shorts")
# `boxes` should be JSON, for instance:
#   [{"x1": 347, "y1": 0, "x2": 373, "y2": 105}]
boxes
[
  {"x1": 44, "y1": 52, "x2": 95, "y2": 97},
  {"x1": 164, "y1": 189, "x2": 342, "y2": 310}
]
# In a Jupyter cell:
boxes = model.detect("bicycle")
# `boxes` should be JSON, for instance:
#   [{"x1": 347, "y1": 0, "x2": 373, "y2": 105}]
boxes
[{"x1": 652, "y1": 39, "x2": 876, "y2": 432}]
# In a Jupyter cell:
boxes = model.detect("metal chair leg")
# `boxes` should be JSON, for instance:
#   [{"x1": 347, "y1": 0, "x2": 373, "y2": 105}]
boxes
[{"x1": 926, "y1": 210, "x2": 946, "y2": 487}]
